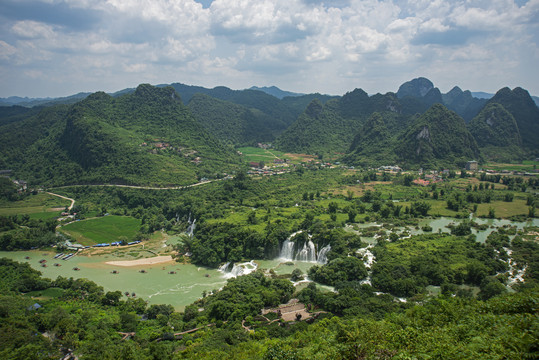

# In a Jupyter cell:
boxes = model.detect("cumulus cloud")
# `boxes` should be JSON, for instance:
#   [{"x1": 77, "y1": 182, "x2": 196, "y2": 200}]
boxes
[{"x1": 0, "y1": 0, "x2": 537, "y2": 97}]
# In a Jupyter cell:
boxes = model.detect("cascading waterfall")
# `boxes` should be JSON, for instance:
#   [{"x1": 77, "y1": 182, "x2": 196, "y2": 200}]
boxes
[
  {"x1": 317, "y1": 244, "x2": 331, "y2": 264},
  {"x1": 218, "y1": 262, "x2": 231, "y2": 272},
  {"x1": 186, "y1": 217, "x2": 196, "y2": 238},
  {"x1": 279, "y1": 232, "x2": 331, "y2": 264},
  {"x1": 280, "y1": 239, "x2": 295, "y2": 260},
  {"x1": 295, "y1": 240, "x2": 316, "y2": 262},
  {"x1": 219, "y1": 260, "x2": 258, "y2": 279}
]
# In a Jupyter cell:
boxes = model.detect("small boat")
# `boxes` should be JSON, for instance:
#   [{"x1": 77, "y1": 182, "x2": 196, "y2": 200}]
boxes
[
  {"x1": 41, "y1": 264, "x2": 47, "y2": 267},
  {"x1": 54, "y1": 253, "x2": 64, "y2": 259},
  {"x1": 111, "y1": 270, "x2": 119, "y2": 274},
  {"x1": 204, "y1": 274, "x2": 210, "y2": 278},
  {"x1": 25, "y1": 256, "x2": 30, "y2": 260},
  {"x1": 131, "y1": 292, "x2": 136, "y2": 297},
  {"x1": 73, "y1": 267, "x2": 80, "y2": 271},
  {"x1": 39, "y1": 259, "x2": 47, "y2": 263},
  {"x1": 139, "y1": 269, "x2": 146, "y2": 273},
  {"x1": 53, "y1": 263, "x2": 61, "y2": 267},
  {"x1": 168, "y1": 271, "x2": 176, "y2": 274}
]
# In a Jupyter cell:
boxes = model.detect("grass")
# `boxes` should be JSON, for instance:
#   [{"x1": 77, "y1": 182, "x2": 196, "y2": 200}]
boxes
[
  {"x1": 483, "y1": 160, "x2": 538, "y2": 172},
  {"x1": 25, "y1": 287, "x2": 65, "y2": 299},
  {"x1": 59, "y1": 215, "x2": 141, "y2": 246},
  {"x1": 0, "y1": 193, "x2": 70, "y2": 218},
  {"x1": 476, "y1": 200, "x2": 529, "y2": 218},
  {"x1": 238, "y1": 147, "x2": 289, "y2": 164}
]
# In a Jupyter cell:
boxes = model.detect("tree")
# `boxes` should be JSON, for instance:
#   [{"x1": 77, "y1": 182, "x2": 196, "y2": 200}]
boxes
[
  {"x1": 347, "y1": 207, "x2": 357, "y2": 223},
  {"x1": 291, "y1": 269, "x2": 303, "y2": 281}
]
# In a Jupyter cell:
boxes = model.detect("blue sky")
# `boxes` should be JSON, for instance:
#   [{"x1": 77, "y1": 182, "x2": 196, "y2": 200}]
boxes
[{"x1": 1, "y1": 0, "x2": 538, "y2": 98}]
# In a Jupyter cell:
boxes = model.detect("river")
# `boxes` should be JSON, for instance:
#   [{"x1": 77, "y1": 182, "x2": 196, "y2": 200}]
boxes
[{"x1": 2, "y1": 217, "x2": 537, "y2": 309}]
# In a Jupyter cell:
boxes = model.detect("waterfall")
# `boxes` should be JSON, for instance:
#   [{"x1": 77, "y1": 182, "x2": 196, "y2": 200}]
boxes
[
  {"x1": 279, "y1": 231, "x2": 331, "y2": 264},
  {"x1": 218, "y1": 262, "x2": 231, "y2": 272},
  {"x1": 220, "y1": 260, "x2": 258, "y2": 279},
  {"x1": 186, "y1": 218, "x2": 196, "y2": 238},
  {"x1": 296, "y1": 240, "x2": 317, "y2": 262},
  {"x1": 280, "y1": 239, "x2": 295, "y2": 261},
  {"x1": 317, "y1": 244, "x2": 331, "y2": 264}
]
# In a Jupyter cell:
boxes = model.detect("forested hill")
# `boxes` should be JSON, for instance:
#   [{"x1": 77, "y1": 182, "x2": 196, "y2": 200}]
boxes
[
  {"x1": 0, "y1": 84, "x2": 240, "y2": 186},
  {"x1": 395, "y1": 104, "x2": 480, "y2": 168},
  {"x1": 486, "y1": 87, "x2": 539, "y2": 150},
  {"x1": 187, "y1": 93, "x2": 287, "y2": 146},
  {"x1": 275, "y1": 89, "x2": 405, "y2": 155},
  {"x1": 168, "y1": 83, "x2": 299, "y2": 127},
  {"x1": 468, "y1": 103, "x2": 524, "y2": 162}
]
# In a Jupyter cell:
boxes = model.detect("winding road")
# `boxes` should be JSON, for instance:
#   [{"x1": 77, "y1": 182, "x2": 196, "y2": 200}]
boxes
[{"x1": 46, "y1": 192, "x2": 75, "y2": 210}]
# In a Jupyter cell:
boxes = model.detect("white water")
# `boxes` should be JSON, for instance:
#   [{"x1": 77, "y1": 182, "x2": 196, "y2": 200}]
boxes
[
  {"x1": 219, "y1": 260, "x2": 258, "y2": 279},
  {"x1": 279, "y1": 232, "x2": 331, "y2": 264},
  {"x1": 501, "y1": 247, "x2": 527, "y2": 286},
  {"x1": 186, "y1": 217, "x2": 196, "y2": 238}
]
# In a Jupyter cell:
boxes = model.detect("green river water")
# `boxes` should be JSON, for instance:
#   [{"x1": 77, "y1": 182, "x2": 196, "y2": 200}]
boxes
[{"x1": 2, "y1": 217, "x2": 537, "y2": 310}]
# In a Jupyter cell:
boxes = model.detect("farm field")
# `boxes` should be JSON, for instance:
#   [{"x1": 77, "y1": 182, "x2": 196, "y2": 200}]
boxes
[
  {"x1": 483, "y1": 160, "x2": 539, "y2": 172},
  {"x1": 238, "y1": 146, "x2": 288, "y2": 163},
  {"x1": 0, "y1": 192, "x2": 70, "y2": 219},
  {"x1": 59, "y1": 215, "x2": 141, "y2": 246}
]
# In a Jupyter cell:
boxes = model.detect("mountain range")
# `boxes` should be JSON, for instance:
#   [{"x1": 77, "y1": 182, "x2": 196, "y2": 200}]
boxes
[{"x1": 1, "y1": 78, "x2": 538, "y2": 185}]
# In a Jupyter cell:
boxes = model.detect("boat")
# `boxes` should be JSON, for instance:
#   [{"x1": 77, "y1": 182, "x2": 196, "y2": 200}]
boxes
[
  {"x1": 24, "y1": 256, "x2": 30, "y2": 260},
  {"x1": 39, "y1": 259, "x2": 46, "y2": 263},
  {"x1": 41, "y1": 264, "x2": 47, "y2": 267},
  {"x1": 111, "y1": 270, "x2": 119, "y2": 274},
  {"x1": 53, "y1": 263, "x2": 61, "y2": 267},
  {"x1": 54, "y1": 253, "x2": 64, "y2": 259},
  {"x1": 139, "y1": 269, "x2": 147, "y2": 273},
  {"x1": 72, "y1": 267, "x2": 80, "y2": 271},
  {"x1": 168, "y1": 271, "x2": 176, "y2": 274}
]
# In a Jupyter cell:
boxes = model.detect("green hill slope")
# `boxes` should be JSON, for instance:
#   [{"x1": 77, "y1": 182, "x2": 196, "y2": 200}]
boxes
[
  {"x1": 187, "y1": 93, "x2": 286, "y2": 146},
  {"x1": 468, "y1": 103, "x2": 524, "y2": 161},
  {"x1": 395, "y1": 104, "x2": 480, "y2": 168},
  {"x1": 275, "y1": 90, "x2": 403, "y2": 155},
  {"x1": 343, "y1": 112, "x2": 398, "y2": 166},
  {"x1": 487, "y1": 87, "x2": 539, "y2": 150},
  {"x1": 1, "y1": 84, "x2": 239, "y2": 186}
]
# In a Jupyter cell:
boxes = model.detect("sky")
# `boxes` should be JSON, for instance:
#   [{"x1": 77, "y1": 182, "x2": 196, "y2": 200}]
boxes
[{"x1": 0, "y1": 0, "x2": 538, "y2": 98}]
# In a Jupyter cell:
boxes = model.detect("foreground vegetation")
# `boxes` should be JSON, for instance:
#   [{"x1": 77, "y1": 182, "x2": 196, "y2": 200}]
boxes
[{"x1": 1, "y1": 166, "x2": 538, "y2": 359}]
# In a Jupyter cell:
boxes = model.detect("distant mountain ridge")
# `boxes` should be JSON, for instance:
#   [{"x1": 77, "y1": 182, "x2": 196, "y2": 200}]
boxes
[{"x1": 248, "y1": 86, "x2": 304, "y2": 99}]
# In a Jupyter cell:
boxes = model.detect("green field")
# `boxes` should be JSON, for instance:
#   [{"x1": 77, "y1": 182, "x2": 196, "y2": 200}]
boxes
[
  {"x1": 0, "y1": 193, "x2": 70, "y2": 219},
  {"x1": 25, "y1": 287, "x2": 65, "y2": 299},
  {"x1": 238, "y1": 146, "x2": 289, "y2": 164},
  {"x1": 59, "y1": 215, "x2": 141, "y2": 246},
  {"x1": 484, "y1": 160, "x2": 539, "y2": 172}
]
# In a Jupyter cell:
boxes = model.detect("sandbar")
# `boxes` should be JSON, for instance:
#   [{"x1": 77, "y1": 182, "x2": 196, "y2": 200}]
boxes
[{"x1": 105, "y1": 255, "x2": 174, "y2": 267}]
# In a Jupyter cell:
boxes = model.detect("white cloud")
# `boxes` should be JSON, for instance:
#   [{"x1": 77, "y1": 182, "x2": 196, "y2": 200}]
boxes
[
  {"x1": 0, "y1": 0, "x2": 538, "y2": 97},
  {"x1": 0, "y1": 41, "x2": 17, "y2": 60},
  {"x1": 11, "y1": 20, "x2": 56, "y2": 39}
]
